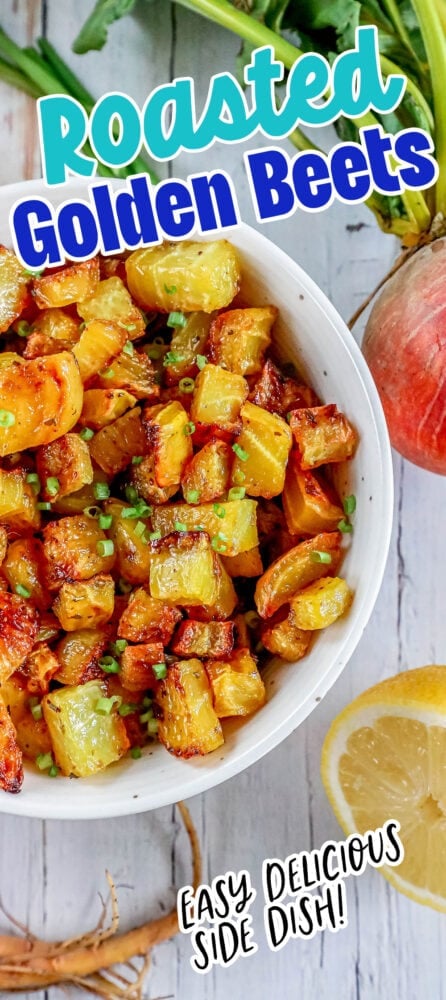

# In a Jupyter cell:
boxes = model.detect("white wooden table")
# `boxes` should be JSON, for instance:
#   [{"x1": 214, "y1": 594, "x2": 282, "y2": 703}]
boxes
[{"x1": 0, "y1": 3, "x2": 445, "y2": 998}]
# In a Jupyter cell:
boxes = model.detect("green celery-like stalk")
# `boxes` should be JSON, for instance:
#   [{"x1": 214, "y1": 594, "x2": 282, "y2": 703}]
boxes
[{"x1": 411, "y1": 0, "x2": 446, "y2": 216}]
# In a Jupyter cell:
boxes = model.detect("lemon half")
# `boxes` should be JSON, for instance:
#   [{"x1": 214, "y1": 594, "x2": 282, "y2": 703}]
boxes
[{"x1": 321, "y1": 666, "x2": 446, "y2": 911}]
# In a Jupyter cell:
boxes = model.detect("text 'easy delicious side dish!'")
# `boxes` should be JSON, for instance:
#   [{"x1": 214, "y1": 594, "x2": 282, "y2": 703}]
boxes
[{"x1": 0, "y1": 239, "x2": 357, "y2": 792}]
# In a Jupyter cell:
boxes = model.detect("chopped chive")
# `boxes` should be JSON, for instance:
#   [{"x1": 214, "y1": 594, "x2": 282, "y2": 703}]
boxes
[
  {"x1": 167, "y1": 312, "x2": 187, "y2": 329},
  {"x1": 142, "y1": 695, "x2": 153, "y2": 708},
  {"x1": 140, "y1": 708, "x2": 154, "y2": 723},
  {"x1": 338, "y1": 518, "x2": 353, "y2": 534},
  {"x1": 196, "y1": 524, "x2": 205, "y2": 532},
  {"x1": 343, "y1": 494, "x2": 356, "y2": 516},
  {"x1": 95, "y1": 695, "x2": 122, "y2": 715},
  {"x1": 152, "y1": 662, "x2": 167, "y2": 680},
  {"x1": 311, "y1": 550, "x2": 332, "y2": 564},
  {"x1": 0, "y1": 409, "x2": 15, "y2": 428},
  {"x1": 213, "y1": 503, "x2": 226, "y2": 518},
  {"x1": 149, "y1": 530, "x2": 161, "y2": 541},
  {"x1": 46, "y1": 477, "x2": 59, "y2": 497},
  {"x1": 99, "y1": 655, "x2": 120, "y2": 674},
  {"x1": 37, "y1": 501, "x2": 52, "y2": 511},
  {"x1": 146, "y1": 346, "x2": 161, "y2": 361},
  {"x1": 244, "y1": 610, "x2": 260, "y2": 628},
  {"x1": 79, "y1": 427, "x2": 94, "y2": 441},
  {"x1": 36, "y1": 752, "x2": 53, "y2": 771},
  {"x1": 48, "y1": 764, "x2": 59, "y2": 777},
  {"x1": 286, "y1": 411, "x2": 293, "y2": 424},
  {"x1": 118, "y1": 578, "x2": 132, "y2": 594},
  {"x1": 97, "y1": 539, "x2": 115, "y2": 557},
  {"x1": 125, "y1": 485, "x2": 138, "y2": 503},
  {"x1": 16, "y1": 320, "x2": 31, "y2": 337},
  {"x1": 99, "y1": 513, "x2": 113, "y2": 530},
  {"x1": 111, "y1": 638, "x2": 128, "y2": 655},
  {"x1": 119, "y1": 702, "x2": 139, "y2": 717},
  {"x1": 24, "y1": 268, "x2": 44, "y2": 278},
  {"x1": 183, "y1": 421, "x2": 195, "y2": 436},
  {"x1": 228, "y1": 486, "x2": 245, "y2": 501},
  {"x1": 123, "y1": 340, "x2": 134, "y2": 355},
  {"x1": 232, "y1": 469, "x2": 246, "y2": 485},
  {"x1": 134, "y1": 520, "x2": 146, "y2": 538},
  {"x1": 132, "y1": 455, "x2": 143, "y2": 465},
  {"x1": 26, "y1": 472, "x2": 40, "y2": 494},
  {"x1": 131, "y1": 746, "x2": 142, "y2": 758},
  {"x1": 148, "y1": 718, "x2": 159, "y2": 735},
  {"x1": 31, "y1": 702, "x2": 43, "y2": 721},
  {"x1": 163, "y1": 350, "x2": 186, "y2": 366},
  {"x1": 179, "y1": 377, "x2": 195, "y2": 394},
  {"x1": 83, "y1": 505, "x2": 101, "y2": 519},
  {"x1": 211, "y1": 533, "x2": 228, "y2": 553},
  {"x1": 174, "y1": 521, "x2": 188, "y2": 532},
  {"x1": 232, "y1": 443, "x2": 249, "y2": 462},
  {"x1": 93, "y1": 482, "x2": 110, "y2": 500},
  {"x1": 101, "y1": 367, "x2": 115, "y2": 378},
  {"x1": 196, "y1": 354, "x2": 207, "y2": 370},
  {"x1": 15, "y1": 584, "x2": 31, "y2": 598},
  {"x1": 185, "y1": 489, "x2": 200, "y2": 504},
  {"x1": 164, "y1": 283, "x2": 177, "y2": 294},
  {"x1": 79, "y1": 321, "x2": 86, "y2": 332},
  {"x1": 121, "y1": 502, "x2": 152, "y2": 520}
]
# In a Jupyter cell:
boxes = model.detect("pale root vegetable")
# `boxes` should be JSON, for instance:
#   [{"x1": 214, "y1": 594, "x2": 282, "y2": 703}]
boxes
[
  {"x1": 43, "y1": 679, "x2": 129, "y2": 776},
  {"x1": 125, "y1": 240, "x2": 241, "y2": 313},
  {"x1": 363, "y1": 241, "x2": 446, "y2": 474}
]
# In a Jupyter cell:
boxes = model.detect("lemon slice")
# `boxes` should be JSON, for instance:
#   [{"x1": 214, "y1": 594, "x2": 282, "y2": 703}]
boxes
[{"x1": 321, "y1": 666, "x2": 446, "y2": 911}]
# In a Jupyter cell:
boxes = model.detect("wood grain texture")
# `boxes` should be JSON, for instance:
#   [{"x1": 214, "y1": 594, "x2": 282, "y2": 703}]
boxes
[{"x1": 0, "y1": 3, "x2": 444, "y2": 999}]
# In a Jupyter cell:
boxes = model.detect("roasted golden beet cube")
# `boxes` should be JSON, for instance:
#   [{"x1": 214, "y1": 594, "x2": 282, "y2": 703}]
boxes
[
  {"x1": 79, "y1": 388, "x2": 137, "y2": 429},
  {"x1": 163, "y1": 312, "x2": 211, "y2": 384},
  {"x1": 290, "y1": 576, "x2": 353, "y2": 630},
  {"x1": 32, "y1": 257, "x2": 100, "y2": 308},
  {"x1": 43, "y1": 679, "x2": 129, "y2": 777},
  {"x1": 156, "y1": 658, "x2": 224, "y2": 757},
  {"x1": 51, "y1": 470, "x2": 110, "y2": 516},
  {"x1": 118, "y1": 588, "x2": 181, "y2": 644},
  {"x1": 282, "y1": 452, "x2": 344, "y2": 535},
  {"x1": 0, "y1": 245, "x2": 29, "y2": 333},
  {"x1": 126, "y1": 240, "x2": 240, "y2": 313},
  {"x1": 205, "y1": 648, "x2": 265, "y2": 718},
  {"x1": 209, "y1": 306, "x2": 276, "y2": 376},
  {"x1": 0, "y1": 592, "x2": 39, "y2": 682},
  {"x1": 0, "y1": 526, "x2": 7, "y2": 565},
  {"x1": 0, "y1": 695, "x2": 23, "y2": 793},
  {"x1": 43, "y1": 515, "x2": 115, "y2": 590},
  {"x1": 0, "y1": 352, "x2": 83, "y2": 457},
  {"x1": 206, "y1": 556, "x2": 238, "y2": 620},
  {"x1": 289, "y1": 405, "x2": 357, "y2": 469},
  {"x1": 15, "y1": 711, "x2": 52, "y2": 763},
  {"x1": 150, "y1": 531, "x2": 218, "y2": 607},
  {"x1": 29, "y1": 306, "x2": 80, "y2": 345},
  {"x1": 222, "y1": 546, "x2": 263, "y2": 579},
  {"x1": 181, "y1": 439, "x2": 232, "y2": 503},
  {"x1": 231, "y1": 402, "x2": 292, "y2": 498},
  {"x1": 89, "y1": 406, "x2": 147, "y2": 476},
  {"x1": 96, "y1": 348, "x2": 159, "y2": 400},
  {"x1": 251, "y1": 358, "x2": 318, "y2": 417},
  {"x1": 52, "y1": 574, "x2": 115, "y2": 631},
  {"x1": 25, "y1": 642, "x2": 60, "y2": 695},
  {"x1": 78, "y1": 276, "x2": 145, "y2": 338},
  {"x1": 36, "y1": 433, "x2": 93, "y2": 502},
  {"x1": 119, "y1": 643, "x2": 165, "y2": 692},
  {"x1": 103, "y1": 500, "x2": 151, "y2": 586},
  {"x1": 0, "y1": 475, "x2": 33, "y2": 536},
  {"x1": 260, "y1": 612, "x2": 312, "y2": 662},
  {"x1": 254, "y1": 531, "x2": 342, "y2": 618},
  {"x1": 73, "y1": 318, "x2": 128, "y2": 384},
  {"x1": 170, "y1": 620, "x2": 234, "y2": 659},
  {"x1": 55, "y1": 627, "x2": 111, "y2": 685},
  {"x1": 129, "y1": 453, "x2": 177, "y2": 505},
  {"x1": 190, "y1": 364, "x2": 248, "y2": 430},
  {"x1": 143, "y1": 400, "x2": 192, "y2": 488},
  {"x1": 3, "y1": 537, "x2": 51, "y2": 611},
  {"x1": 151, "y1": 498, "x2": 258, "y2": 557}
]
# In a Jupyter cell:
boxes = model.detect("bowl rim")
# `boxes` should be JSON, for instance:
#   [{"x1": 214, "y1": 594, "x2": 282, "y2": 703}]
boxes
[{"x1": 0, "y1": 178, "x2": 394, "y2": 819}]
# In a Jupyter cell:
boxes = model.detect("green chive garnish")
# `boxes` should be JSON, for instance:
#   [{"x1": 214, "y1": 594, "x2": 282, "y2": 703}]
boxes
[
  {"x1": 99, "y1": 655, "x2": 120, "y2": 674},
  {"x1": 15, "y1": 584, "x2": 31, "y2": 598},
  {"x1": 48, "y1": 764, "x2": 59, "y2": 777},
  {"x1": 26, "y1": 472, "x2": 40, "y2": 494},
  {"x1": 134, "y1": 520, "x2": 146, "y2": 538},
  {"x1": 101, "y1": 367, "x2": 115, "y2": 378},
  {"x1": 211, "y1": 533, "x2": 228, "y2": 553},
  {"x1": 232, "y1": 443, "x2": 249, "y2": 461},
  {"x1": 30, "y1": 702, "x2": 43, "y2": 721},
  {"x1": 166, "y1": 312, "x2": 187, "y2": 329},
  {"x1": 183, "y1": 421, "x2": 195, "y2": 436},
  {"x1": 163, "y1": 349, "x2": 186, "y2": 366},
  {"x1": 97, "y1": 539, "x2": 114, "y2": 557},
  {"x1": 148, "y1": 718, "x2": 159, "y2": 735},
  {"x1": 185, "y1": 489, "x2": 200, "y2": 504},
  {"x1": 79, "y1": 427, "x2": 94, "y2": 441},
  {"x1": 149, "y1": 530, "x2": 161, "y2": 541},
  {"x1": 99, "y1": 513, "x2": 113, "y2": 530},
  {"x1": 131, "y1": 746, "x2": 142, "y2": 758},
  {"x1": 232, "y1": 469, "x2": 246, "y2": 485},
  {"x1": 93, "y1": 482, "x2": 110, "y2": 500},
  {"x1": 174, "y1": 521, "x2": 188, "y2": 532},
  {"x1": 83, "y1": 505, "x2": 101, "y2": 519},
  {"x1": 343, "y1": 495, "x2": 356, "y2": 516},
  {"x1": 36, "y1": 752, "x2": 53, "y2": 771},
  {"x1": 164, "y1": 283, "x2": 177, "y2": 294},
  {"x1": 311, "y1": 550, "x2": 332, "y2": 564},
  {"x1": 95, "y1": 695, "x2": 122, "y2": 715},
  {"x1": 132, "y1": 455, "x2": 143, "y2": 465},
  {"x1": 338, "y1": 518, "x2": 353, "y2": 533},
  {"x1": 0, "y1": 410, "x2": 15, "y2": 428},
  {"x1": 213, "y1": 503, "x2": 226, "y2": 518},
  {"x1": 228, "y1": 487, "x2": 246, "y2": 501},
  {"x1": 118, "y1": 578, "x2": 132, "y2": 594},
  {"x1": 16, "y1": 320, "x2": 31, "y2": 337},
  {"x1": 119, "y1": 702, "x2": 139, "y2": 717},
  {"x1": 37, "y1": 501, "x2": 52, "y2": 511},
  {"x1": 179, "y1": 377, "x2": 195, "y2": 394},
  {"x1": 46, "y1": 477, "x2": 59, "y2": 496},
  {"x1": 125, "y1": 485, "x2": 138, "y2": 503},
  {"x1": 196, "y1": 355, "x2": 207, "y2": 370},
  {"x1": 152, "y1": 662, "x2": 167, "y2": 680},
  {"x1": 123, "y1": 341, "x2": 134, "y2": 355},
  {"x1": 111, "y1": 638, "x2": 128, "y2": 655}
]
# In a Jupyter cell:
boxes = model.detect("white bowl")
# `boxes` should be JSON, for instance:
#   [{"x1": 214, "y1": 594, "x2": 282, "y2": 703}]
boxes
[{"x1": 0, "y1": 179, "x2": 393, "y2": 819}]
